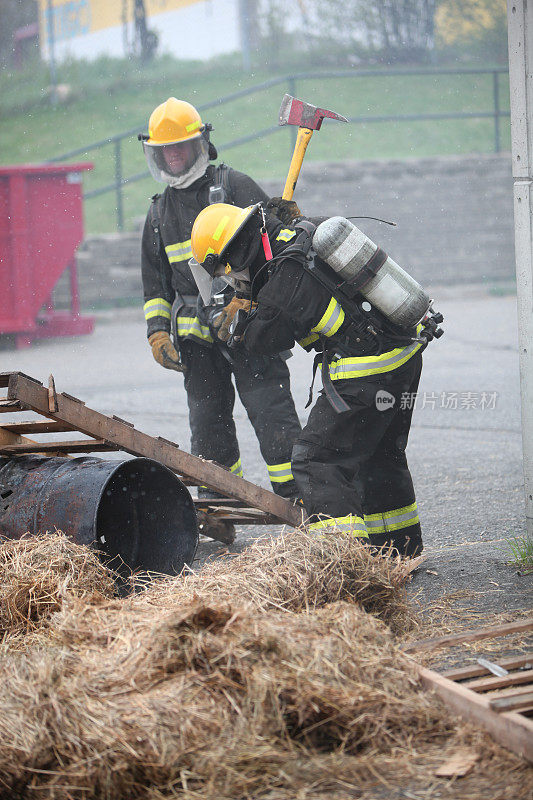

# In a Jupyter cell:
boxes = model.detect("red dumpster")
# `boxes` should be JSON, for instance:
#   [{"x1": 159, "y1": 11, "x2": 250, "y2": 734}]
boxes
[{"x1": 0, "y1": 162, "x2": 95, "y2": 348}]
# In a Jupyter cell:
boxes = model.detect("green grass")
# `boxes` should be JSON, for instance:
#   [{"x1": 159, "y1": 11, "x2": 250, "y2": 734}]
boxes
[
  {"x1": 506, "y1": 534, "x2": 533, "y2": 574},
  {"x1": 0, "y1": 56, "x2": 511, "y2": 233}
]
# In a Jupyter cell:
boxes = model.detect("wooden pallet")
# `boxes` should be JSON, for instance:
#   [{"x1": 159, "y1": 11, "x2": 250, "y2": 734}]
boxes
[
  {"x1": 406, "y1": 618, "x2": 533, "y2": 763},
  {"x1": 0, "y1": 372, "x2": 303, "y2": 540}
]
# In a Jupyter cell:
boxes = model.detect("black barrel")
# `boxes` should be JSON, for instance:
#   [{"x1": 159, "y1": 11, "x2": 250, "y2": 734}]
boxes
[{"x1": 0, "y1": 455, "x2": 198, "y2": 577}]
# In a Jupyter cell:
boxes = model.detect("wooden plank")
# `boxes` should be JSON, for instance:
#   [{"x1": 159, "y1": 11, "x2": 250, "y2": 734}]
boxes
[
  {"x1": 486, "y1": 682, "x2": 533, "y2": 700},
  {"x1": 198, "y1": 506, "x2": 278, "y2": 524},
  {"x1": 489, "y1": 689, "x2": 533, "y2": 712},
  {"x1": 0, "y1": 371, "x2": 41, "y2": 388},
  {"x1": 48, "y1": 375, "x2": 58, "y2": 413},
  {"x1": 404, "y1": 618, "x2": 533, "y2": 654},
  {"x1": 0, "y1": 439, "x2": 119, "y2": 454},
  {"x1": 0, "y1": 420, "x2": 76, "y2": 434},
  {"x1": 443, "y1": 655, "x2": 533, "y2": 681},
  {"x1": 7, "y1": 373, "x2": 303, "y2": 527},
  {"x1": 0, "y1": 423, "x2": 38, "y2": 451},
  {"x1": 194, "y1": 498, "x2": 248, "y2": 508},
  {"x1": 209, "y1": 505, "x2": 267, "y2": 517},
  {"x1": 465, "y1": 668, "x2": 533, "y2": 693},
  {"x1": 413, "y1": 662, "x2": 533, "y2": 762},
  {"x1": 0, "y1": 401, "x2": 23, "y2": 413},
  {"x1": 214, "y1": 514, "x2": 280, "y2": 525},
  {"x1": 0, "y1": 421, "x2": 74, "y2": 460}
]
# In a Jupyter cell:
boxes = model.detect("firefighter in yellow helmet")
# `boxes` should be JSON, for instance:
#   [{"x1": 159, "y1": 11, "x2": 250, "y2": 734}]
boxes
[
  {"x1": 141, "y1": 98, "x2": 210, "y2": 188},
  {"x1": 189, "y1": 201, "x2": 443, "y2": 558},
  {"x1": 139, "y1": 98, "x2": 302, "y2": 516}
]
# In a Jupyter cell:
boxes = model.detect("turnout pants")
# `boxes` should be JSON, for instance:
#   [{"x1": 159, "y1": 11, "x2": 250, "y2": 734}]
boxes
[
  {"x1": 181, "y1": 340, "x2": 302, "y2": 499},
  {"x1": 292, "y1": 353, "x2": 423, "y2": 556}
]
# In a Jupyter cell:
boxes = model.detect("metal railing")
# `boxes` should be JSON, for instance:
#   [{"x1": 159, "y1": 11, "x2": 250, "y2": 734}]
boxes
[{"x1": 48, "y1": 66, "x2": 510, "y2": 231}]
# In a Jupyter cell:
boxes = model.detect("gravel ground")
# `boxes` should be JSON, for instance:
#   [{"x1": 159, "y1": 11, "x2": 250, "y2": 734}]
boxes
[{"x1": 1, "y1": 284, "x2": 531, "y2": 616}]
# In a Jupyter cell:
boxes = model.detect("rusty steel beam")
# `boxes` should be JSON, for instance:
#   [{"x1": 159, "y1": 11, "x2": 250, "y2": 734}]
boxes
[{"x1": 4, "y1": 372, "x2": 303, "y2": 528}]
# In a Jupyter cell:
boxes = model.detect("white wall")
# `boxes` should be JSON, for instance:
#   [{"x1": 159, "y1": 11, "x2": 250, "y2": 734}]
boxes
[{"x1": 44, "y1": 0, "x2": 240, "y2": 62}]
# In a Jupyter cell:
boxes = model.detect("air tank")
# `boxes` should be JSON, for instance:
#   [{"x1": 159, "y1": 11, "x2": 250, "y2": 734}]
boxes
[{"x1": 313, "y1": 216, "x2": 431, "y2": 329}]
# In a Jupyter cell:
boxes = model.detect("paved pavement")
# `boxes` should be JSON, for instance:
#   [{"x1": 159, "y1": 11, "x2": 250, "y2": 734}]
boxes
[{"x1": 1, "y1": 285, "x2": 531, "y2": 614}]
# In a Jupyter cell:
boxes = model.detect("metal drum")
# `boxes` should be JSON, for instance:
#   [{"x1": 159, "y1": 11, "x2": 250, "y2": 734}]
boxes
[{"x1": 0, "y1": 455, "x2": 198, "y2": 578}]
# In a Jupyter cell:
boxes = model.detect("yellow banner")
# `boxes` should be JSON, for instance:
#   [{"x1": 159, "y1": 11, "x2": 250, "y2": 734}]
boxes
[{"x1": 38, "y1": 0, "x2": 202, "y2": 42}]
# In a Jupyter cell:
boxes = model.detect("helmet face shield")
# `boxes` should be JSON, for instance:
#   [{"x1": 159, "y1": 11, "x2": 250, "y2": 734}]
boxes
[
  {"x1": 189, "y1": 257, "x2": 249, "y2": 304},
  {"x1": 143, "y1": 136, "x2": 209, "y2": 187},
  {"x1": 189, "y1": 257, "x2": 221, "y2": 304}
]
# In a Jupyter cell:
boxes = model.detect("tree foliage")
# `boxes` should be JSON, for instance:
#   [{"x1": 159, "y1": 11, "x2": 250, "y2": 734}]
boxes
[
  {"x1": 307, "y1": 0, "x2": 438, "y2": 64},
  {"x1": 436, "y1": 0, "x2": 506, "y2": 44}
]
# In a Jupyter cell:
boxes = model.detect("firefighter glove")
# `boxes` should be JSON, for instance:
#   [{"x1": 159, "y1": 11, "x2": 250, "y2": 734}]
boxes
[
  {"x1": 148, "y1": 331, "x2": 186, "y2": 372},
  {"x1": 266, "y1": 197, "x2": 302, "y2": 226},
  {"x1": 212, "y1": 297, "x2": 257, "y2": 342}
]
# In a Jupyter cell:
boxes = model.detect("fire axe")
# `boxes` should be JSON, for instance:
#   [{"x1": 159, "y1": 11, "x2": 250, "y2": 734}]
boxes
[{"x1": 278, "y1": 94, "x2": 348, "y2": 200}]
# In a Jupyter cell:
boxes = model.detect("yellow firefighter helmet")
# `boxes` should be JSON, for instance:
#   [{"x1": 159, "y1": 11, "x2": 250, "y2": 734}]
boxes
[
  {"x1": 142, "y1": 98, "x2": 209, "y2": 187},
  {"x1": 190, "y1": 202, "x2": 261, "y2": 263},
  {"x1": 147, "y1": 97, "x2": 203, "y2": 144}
]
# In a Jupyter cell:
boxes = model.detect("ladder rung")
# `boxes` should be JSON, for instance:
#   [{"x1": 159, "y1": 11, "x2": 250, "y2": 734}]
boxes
[
  {"x1": 0, "y1": 420, "x2": 76, "y2": 434},
  {"x1": 0, "y1": 401, "x2": 23, "y2": 413},
  {"x1": 0, "y1": 439, "x2": 119, "y2": 454}
]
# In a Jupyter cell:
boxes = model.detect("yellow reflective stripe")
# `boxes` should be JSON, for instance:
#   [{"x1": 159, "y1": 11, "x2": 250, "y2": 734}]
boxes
[
  {"x1": 311, "y1": 297, "x2": 345, "y2": 338},
  {"x1": 364, "y1": 502, "x2": 419, "y2": 534},
  {"x1": 276, "y1": 228, "x2": 296, "y2": 242},
  {"x1": 230, "y1": 458, "x2": 243, "y2": 477},
  {"x1": 212, "y1": 216, "x2": 230, "y2": 242},
  {"x1": 165, "y1": 240, "x2": 192, "y2": 263},
  {"x1": 328, "y1": 340, "x2": 423, "y2": 380},
  {"x1": 143, "y1": 298, "x2": 172, "y2": 320},
  {"x1": 176, "y1": 316, "x2": 213, "y2": 342},
  {"x1": 145, "y1": 308, "x2": 171, "y2": 320},
  {"x1": 267, "y1": 462, "x2": 294, "y2": 483},
  {"x1": 308, "y1": 514, "x2": 368, "y2": 538},
  {"x1": 364, "y1": 502, "x2": 418, "y2": 522},
  {"x1": 298, "y1": 332, "x2": 320, "y2": 348},
  {"x1": 144, "y1": 297, "x2": 172, "y2": 310},
  {"x1": 186, "y1": 120, "x2": 201, "y2": 133}
]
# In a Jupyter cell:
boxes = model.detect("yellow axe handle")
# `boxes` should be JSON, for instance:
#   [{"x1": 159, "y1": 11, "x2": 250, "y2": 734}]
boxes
[{"x1": 282, "y1": 127, "x2": 313, "y2": 201}]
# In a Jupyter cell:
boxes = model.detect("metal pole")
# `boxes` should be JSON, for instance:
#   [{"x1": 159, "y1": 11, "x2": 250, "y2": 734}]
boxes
[
  {"x1": 507, "y1": 0, "x2": 533, "y2": 539},
  {"x1": 46, "y1": 0, "x2": 58, "y2": 105},
  {"x1": 493, "y1": 70, "x2": 501, "y2": 153},
  {"x1": 114, "y1": 140, "x2": 124, "y2": 232}
]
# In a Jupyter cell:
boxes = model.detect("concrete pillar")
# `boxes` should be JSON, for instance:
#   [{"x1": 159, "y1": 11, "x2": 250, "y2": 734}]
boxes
[{"x1": 507, "y1": 0, "x2": 533, "y2": 538}]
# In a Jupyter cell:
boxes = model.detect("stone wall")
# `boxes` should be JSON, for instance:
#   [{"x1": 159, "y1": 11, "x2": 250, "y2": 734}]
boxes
[{"x1": 55, "y1": 153, "x2": 515, "y2": 311}]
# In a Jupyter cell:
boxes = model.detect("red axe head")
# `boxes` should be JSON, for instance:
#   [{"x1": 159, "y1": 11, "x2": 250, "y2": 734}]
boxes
[{"x1": 278, "y1": 94, "x2": 348, "y2": 130}]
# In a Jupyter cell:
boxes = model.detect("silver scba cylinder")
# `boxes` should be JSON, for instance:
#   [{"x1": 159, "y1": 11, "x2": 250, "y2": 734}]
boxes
[{"x1": 312, "y1": 216, "x2": 431, "y2": 329}]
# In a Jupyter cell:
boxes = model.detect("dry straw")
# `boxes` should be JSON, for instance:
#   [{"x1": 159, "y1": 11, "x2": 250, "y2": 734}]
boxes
[
  {"x1": 0, "y1": 532, "x2": 115, "y2": 642},
  {"x1": 0, "y1": 529, "x2": 530, "y2": 799}
]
